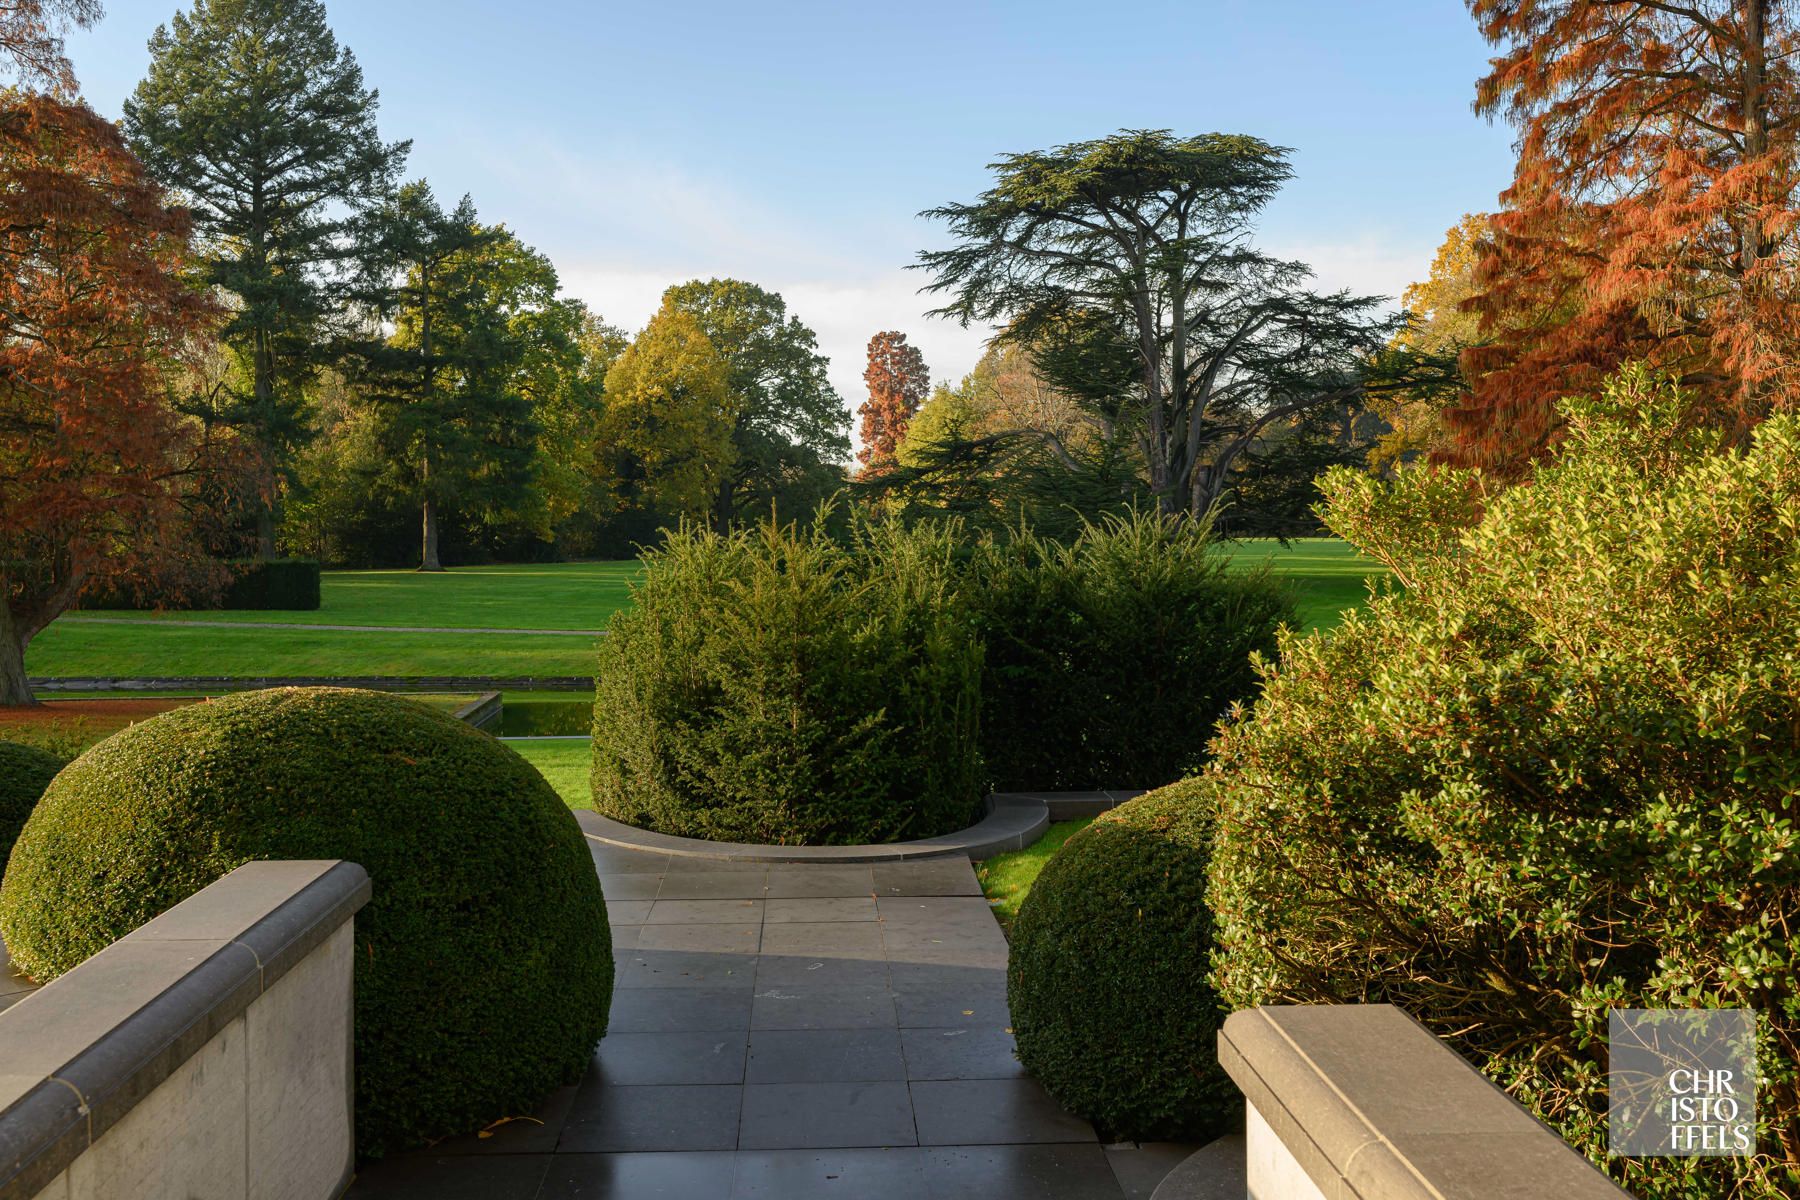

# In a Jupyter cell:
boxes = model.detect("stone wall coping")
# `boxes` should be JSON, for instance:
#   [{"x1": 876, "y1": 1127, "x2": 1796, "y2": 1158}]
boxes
[
  {"x1": 450, "y1": 690, "x2": 504, "y2": 730},
  {"x1": 0, "y1": 860, "x2": 371, "y2": 1200},
  {"x1": 1217, "y1": 1004, "x2": 1630, "y2": 1200}
]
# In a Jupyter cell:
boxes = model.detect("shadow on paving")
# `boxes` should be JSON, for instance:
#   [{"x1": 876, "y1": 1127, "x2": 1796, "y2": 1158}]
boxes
[{"x1": 346, "y1": 845, "x2": 1200, "y2": 1199}]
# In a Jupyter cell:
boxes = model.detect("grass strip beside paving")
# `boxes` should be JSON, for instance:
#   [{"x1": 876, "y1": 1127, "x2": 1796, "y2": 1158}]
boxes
[
  {"x1": 977, "y1": 818, "x2": 1094, "y2": 933},
  {"x1": 505, "y1": 738, "x2": 593, "y2": 810}
]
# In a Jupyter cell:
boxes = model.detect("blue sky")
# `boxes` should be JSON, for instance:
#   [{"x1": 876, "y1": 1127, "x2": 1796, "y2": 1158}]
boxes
[{"x1": 67, "y1": 0, "x2": 1518, "y2": 410}]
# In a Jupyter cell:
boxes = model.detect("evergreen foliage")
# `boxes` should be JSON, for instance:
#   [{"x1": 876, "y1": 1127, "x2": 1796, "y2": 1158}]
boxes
[
  {"x1": 1008, "y1": 779, "x2": 1233, "y2": 1141},
  {"x1": 1208, "y1": 366, "x2": 1800, "y2": 1197},
  {"x1": 0, "y1": 688, "x2": 612, "y2": 1157}
]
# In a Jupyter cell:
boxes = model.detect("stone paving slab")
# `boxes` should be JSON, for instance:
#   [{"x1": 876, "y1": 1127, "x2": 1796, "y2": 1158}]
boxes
[{"x1": 347, "y1": 846, "x2": 1196, "y2": 1199}]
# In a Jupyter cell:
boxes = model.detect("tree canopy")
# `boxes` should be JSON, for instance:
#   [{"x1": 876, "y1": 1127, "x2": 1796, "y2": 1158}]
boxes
[
  {"x1": 345, "y1": 183, "x2": 547, "y2": 571},
  {"x1": 0, "y1": 94, "x2": 217, "y2": 703},
  {"x1": 125, "y1": 0, "x2": 408, "y2": 553},
  {"x1": 0, "y1": 0, "x2": 100, "y2": 92},
  {"x1": 662, "y1": 278, "x2": 847, "y2": 522},
  {"x1": 1454, "y1": 0, "x2": 1800, "y2": 473},
  {"x1": 597, "y1": 305, "x2": 740, "y2": 524},
  {"x1": 858, "y1": 330, "x2": 929, "y2": 473},
  {"x1": 919, "y1": 129, "x2": 1402, "y2": 519}
]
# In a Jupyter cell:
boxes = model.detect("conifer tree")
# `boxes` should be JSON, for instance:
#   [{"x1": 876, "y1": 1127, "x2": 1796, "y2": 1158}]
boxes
[{"x1": 125, "y1": 0, "x2": 408, "y2": 554}]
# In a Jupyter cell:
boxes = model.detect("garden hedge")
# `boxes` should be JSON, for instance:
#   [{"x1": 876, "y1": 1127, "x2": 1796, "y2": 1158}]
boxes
[
  {"x1": 1007, "y1": 778, "x2": 1233, "y2": 1141},
  {"x1": 1207, "y1": 366, "x2": 1800, "y2": 1198},
  {"x1": 0, "y1": 687, "x2": 611, "y2": 1156},
  {"x1": 970, "y1": 512, "x2": 1292, "y2": 791},
  {"x1": 81, "y1": 557, "x2": 321, "y2": 611},
  {"x1": 0, "y1": 740, "x2": 65, "y2": 866},
  {"x1": 222, "y1": 557, "x2": 322, "y2": 610},
  {"x1": 592, "y1": 517, "x2": 984, "y2": 845}
]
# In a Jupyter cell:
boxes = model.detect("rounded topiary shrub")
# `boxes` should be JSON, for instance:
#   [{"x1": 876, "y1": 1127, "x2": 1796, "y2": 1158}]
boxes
[
  {"x1": 1007, "y1": 779, "x2": 1233, "y2": 1141},
  {"x1": 1207, "y1": 367, "x2": 1800, "y2": 1199},
  {"x1": 592, "y1": 515, "x2": 983, "y2": 845},
  {"x1": 0, "y1": 740, "x2": 66, "y2": 864},
  {"x1": 0, "y1": 688, "x2": 611, "y2": 1156}
]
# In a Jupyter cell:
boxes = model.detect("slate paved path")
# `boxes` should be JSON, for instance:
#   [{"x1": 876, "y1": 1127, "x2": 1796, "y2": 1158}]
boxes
[{"x1": 347, "y1": 842, "x2": 1195, "y2": 1199}]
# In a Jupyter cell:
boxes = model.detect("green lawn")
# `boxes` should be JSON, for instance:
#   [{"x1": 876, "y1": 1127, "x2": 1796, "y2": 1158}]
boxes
[
  {"x1": 1220, "y1": 537, "x2": 1388, "y2": 633},
  {"x1": 976, "y1": 818, "x2": 1094, "y2": 932},
  {"x1": 63, "y1": 562, "x2": 640, "y2": 630},
  {"x1": 28, "y1": 561, "x2": 638, "y2": 679},
  {"x1": 507, "y1": 738, "x2": 592, "y2": 809},
  {"x1": 24, "y1": 540, "x2": 1383, "y2": 680}
]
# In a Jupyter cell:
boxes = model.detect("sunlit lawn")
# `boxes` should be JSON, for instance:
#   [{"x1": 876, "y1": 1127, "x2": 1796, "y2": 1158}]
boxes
[
  {"x1": 24, "y1": 540, "x2": 1382, "y2": 680},
  {"x1": 507, "y1": 738, "x2": 592, "y2": 810},
  {"x1": 27, "y1": 562, "x2": 637, "y2": 679},
  {"x1": 1220, "y1": 537, "x2": 1388, "y2": 633},
  {"x1": 976, "y1": 818, "x2": 1095, "y2": 932}
]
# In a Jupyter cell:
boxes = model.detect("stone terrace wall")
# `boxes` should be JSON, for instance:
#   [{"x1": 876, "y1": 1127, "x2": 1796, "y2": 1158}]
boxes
[{"x1": 0, "y1": 861, "x2": 370, "y2": 1200}]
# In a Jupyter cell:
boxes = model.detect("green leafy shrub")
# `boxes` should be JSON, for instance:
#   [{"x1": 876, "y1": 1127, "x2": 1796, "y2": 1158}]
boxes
[
  {"x1": 0, "y1": 687, "x2": 611, "y2": 1156},
  {"x1": 1206, "y1": 366, "x2": 1800, "y2": 1198},
  {"x1": 592, "y1": 516, "x2": 983, "y2": 845},
  {"x1": 1008, "y1": 778, "x2": 1233, "y2": 1141},
  {"x1": 971, "y1": 511, "x2": 1293, "y2": 791},
  {"x1": 0, "y1": 740, "x2": 65, "y2": 865}
]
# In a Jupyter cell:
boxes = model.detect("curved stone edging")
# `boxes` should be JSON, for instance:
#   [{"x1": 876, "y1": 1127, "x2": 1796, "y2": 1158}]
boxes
[{"x1": 575, "y1": 794, "x2": 1053, "y2": 863}]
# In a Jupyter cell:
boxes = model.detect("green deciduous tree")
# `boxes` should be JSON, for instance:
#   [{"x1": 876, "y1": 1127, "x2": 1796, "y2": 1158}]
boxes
[
  {"x1": 124, "y1": 0, "x2": 408, "y2": 556},
  {"x1": 920, "y1": 129, "x2": 1402, "y2": 519},
  {"x1": 598, "y1": 304, "x2": 739, "y2": 526},
  {"x1": 662, "y1": 279, "x2": 848, "y2": 525}
]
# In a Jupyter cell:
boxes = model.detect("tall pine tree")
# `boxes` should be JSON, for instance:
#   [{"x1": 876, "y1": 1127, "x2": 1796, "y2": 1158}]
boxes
[{"x1": 124, "y1": 0, "x2": 408, "y2": 555}]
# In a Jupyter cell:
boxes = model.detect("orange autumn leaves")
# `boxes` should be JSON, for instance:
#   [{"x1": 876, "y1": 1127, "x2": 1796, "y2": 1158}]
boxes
[
  {"x1": 1451, "y1": 1, "x2": 1800, "y2": 473},
  {"x1": 0, "y1": 94, "x2": 216, "y2": 636}
]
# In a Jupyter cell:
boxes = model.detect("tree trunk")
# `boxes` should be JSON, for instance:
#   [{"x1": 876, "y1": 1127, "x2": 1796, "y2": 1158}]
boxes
[
  {"x1": 1742, "y1": 0, "x2": 1769, "y2": 270},
  {"x1": 0, "y1": 605, "x2": 36, "y2": 707},
  {"x1": 421, "y1": 496, "x2": 442, "y2": 572},
  {"x1": 256, "y1": 503, "x2": 277, "y2": 561}
]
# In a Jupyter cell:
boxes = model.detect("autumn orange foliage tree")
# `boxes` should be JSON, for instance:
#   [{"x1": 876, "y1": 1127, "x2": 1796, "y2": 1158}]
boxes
[
  {"x1": 0, "y1": 94, "x2": 216, "y2": 704},
  {"x1": 856, "y1": 330, "x2": 928, "y2": 472},
  {"x1": 1454, "y1": 0, "x2": 1800, "y2": 472},
  {"x1": 0, "y1": 1, "x2": 100, "y2": 93}
]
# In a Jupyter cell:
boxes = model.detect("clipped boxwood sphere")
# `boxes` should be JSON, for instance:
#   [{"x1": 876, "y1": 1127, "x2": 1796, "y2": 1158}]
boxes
[
  {"x1": 0, "y1": 740, "x2": 66, "y2": 865},
  {"x1": 0, "y1": 688, "x2": 611, "y2": 1155},
  {"x1": 1007, "y1": 779, "x2": 1232, "y2": 1141}
]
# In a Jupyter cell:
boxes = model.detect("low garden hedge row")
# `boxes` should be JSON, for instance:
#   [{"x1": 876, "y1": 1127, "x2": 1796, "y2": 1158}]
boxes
[
  {"x1": 0, "y1": 687, "x2": 611, "y2": 1156},
  {"x1": 82, "y1": 557, "x2": 322, "y2": 611},
  {"x1": 970, "y1": 513, "x2": 1291, "y2": 791}
]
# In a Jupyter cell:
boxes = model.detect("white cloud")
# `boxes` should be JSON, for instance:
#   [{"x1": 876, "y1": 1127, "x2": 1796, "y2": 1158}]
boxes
[
  {"x1": 1263, "y1": 230, "x2": 1433, "y2": 310},
  {"x1": 479, "y1": 140, "x2": 995, "y2": 446}
]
